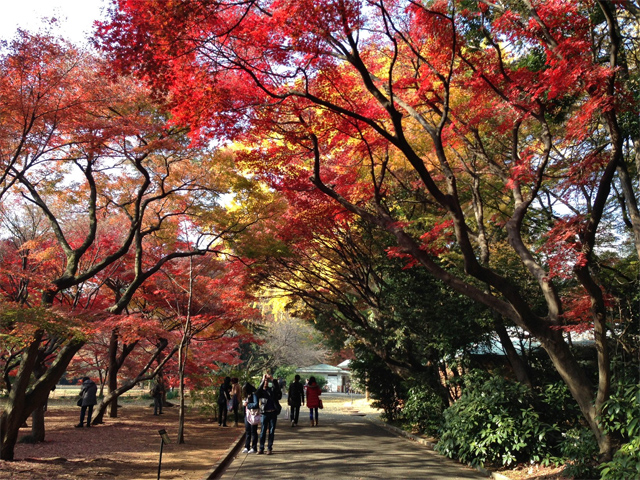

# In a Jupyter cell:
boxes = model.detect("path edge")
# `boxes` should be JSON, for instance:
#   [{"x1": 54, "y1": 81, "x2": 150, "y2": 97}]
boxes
[
  {"x1": 365, "y1": 416, "x2": 513, "y2": 480},
  {"x1": 203, "y1": 430, "x2": 245, "y2": 480}
]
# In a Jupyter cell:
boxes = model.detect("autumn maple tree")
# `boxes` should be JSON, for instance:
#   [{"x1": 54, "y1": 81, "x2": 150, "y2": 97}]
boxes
[
  {"x1": 97, "y1": 0, "x2": 640, "y2": 458},
  {"x1": 0, "y1": 31, "x2": 265, "y2": 460},
  {"x1": 129, "y1": 255, "x2": 257, "y2": 443}
]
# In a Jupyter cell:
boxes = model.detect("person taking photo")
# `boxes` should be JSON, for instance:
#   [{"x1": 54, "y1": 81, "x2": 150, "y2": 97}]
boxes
[{"x1": 256, "y1": 371, "x2": 282, "y2": 454}]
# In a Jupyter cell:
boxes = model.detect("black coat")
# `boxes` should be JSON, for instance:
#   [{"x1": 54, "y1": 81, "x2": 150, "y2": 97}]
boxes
[
  {"x1": 288, "y1": 381, "x2": 304, "y2": 407},
  {"x1": 218, "y1": 381, "x2": 231, "y2": 404},
  {"x1": 257, "y1": 379, "x2": 282, "y2": 413},
  {"x1": 80, "y1": 379, "x2": 97, "y2": 406}
]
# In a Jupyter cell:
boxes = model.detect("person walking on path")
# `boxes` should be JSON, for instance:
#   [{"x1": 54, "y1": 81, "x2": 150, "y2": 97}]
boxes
[
  {"x1": 305, "y1": 376, "x2": 322, "y2": 427},
  {"x1": 151, "y1": 377, "x2": 165, "y2": 415},
  {"x1": 287, "y1": 374, "x2": 305, "y2": 427},
  {"x1": 217, "y1": 376, "x2": 232, "y2": 427},
  {"x1": 241, "y1": 382, "x2": 259, "y2": 454},
  {"x1": 257, "y1": 371, "x2": 282, "y2": 454},
  {"x1": 230, "y1": 377, "x2": 242, "y2": 427},
  {"x1": 75, "y1": 376, "x2": 97, "y2": 428}
]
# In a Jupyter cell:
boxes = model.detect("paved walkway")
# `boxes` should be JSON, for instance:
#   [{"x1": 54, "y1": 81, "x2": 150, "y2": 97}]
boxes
[{"x1": 215, "y1": 404, "x2": 486, "y2": 479}]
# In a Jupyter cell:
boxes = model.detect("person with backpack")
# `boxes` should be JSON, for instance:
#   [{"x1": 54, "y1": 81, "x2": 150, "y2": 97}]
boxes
[
  {"x1": 241, "y1": 382, "x2": 260, "y2": 454},
  {"x1": 151, "y1": 378, "x2": 165, "y2": 415}
]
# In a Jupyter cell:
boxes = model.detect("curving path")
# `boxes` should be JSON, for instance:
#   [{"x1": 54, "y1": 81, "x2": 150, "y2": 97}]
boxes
[{"x1": 214, "y1": 395, "x2": 486, "y2": 480}]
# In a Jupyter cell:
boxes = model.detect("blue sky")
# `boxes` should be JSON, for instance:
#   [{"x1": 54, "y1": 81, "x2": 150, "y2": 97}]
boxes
[{"x1": 0, "y1": 0, "x2": 108, "y2": 45}]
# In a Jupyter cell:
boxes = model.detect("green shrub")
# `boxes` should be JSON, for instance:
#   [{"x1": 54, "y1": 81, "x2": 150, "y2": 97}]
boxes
[
  {"x1": 190, "y1": 385, "x2": 219, "y2": 419},
  {"x1": 436, "y1": 373, "x2": 557, "y2": 468},
  {"x1": 600, "y1": 436, "x2": 640, "y2": 480},
  {"x1": 166, "y1": 389, "x2": 179, "y2": 400},
  {"x1": 370, "y1": 384, "x2": 402, "y2": 421},
  {"x1": 275, "y1": 365, "x2": 297, "y2": 386},
  {"x1": 537, "y1": 381, "x2": 582, "y2": 429},
  {"x1": 349, "y1": 352, "x2": 405, "y2": 421},
  {"x1": 402, "y1": 385, "x2": 444, "y2": 436},
  {"x1": 558, "y1": 427, "x2": 599, "y2": 479},
  {"x1": 312, "y1": 375, "x2": 328, "y2": 391},
  {"x1": 599, "y1": 379, "x2": 640, "y2": 480},
  {"x1": 600, "y1": 379, "x2": 640, "y2": 441}
]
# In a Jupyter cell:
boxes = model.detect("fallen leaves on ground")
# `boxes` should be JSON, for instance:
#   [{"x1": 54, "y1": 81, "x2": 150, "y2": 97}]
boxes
[{"x1": 0, "y1": 402, "x2": 242, "y2": 479}]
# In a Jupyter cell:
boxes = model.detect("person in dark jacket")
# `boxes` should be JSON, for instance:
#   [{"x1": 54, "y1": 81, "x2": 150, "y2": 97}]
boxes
[
  {"x1": 287, "y1": 374, "x2": 305, "y2": 427},
  {"x1": 241, "y1": 382, "x2": 259, "y2": 454},
  {"x1": 256, "y1": 371, "x2": 282, "y2": 454},
  {"x1": 217, "y1": 376, "x2": 231, "y2": 427},
  {"x1": 75, "y1": 376, "x2": 98, "y2": 428},
  {"x1": 151, "y1": 378, "x2": 165, "y2": 415},
  {"x1": 305, "y1": 376, "x2": 322, "y2": 426}
]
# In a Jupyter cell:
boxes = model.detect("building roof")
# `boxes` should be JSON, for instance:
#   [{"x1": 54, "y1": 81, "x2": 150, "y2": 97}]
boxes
[
  {"x1": 337, "y1": 359, "x2": 351, "y2": 369},
  {"x1": 296, "y1": 363, "x2": 347, "y2": 374}
]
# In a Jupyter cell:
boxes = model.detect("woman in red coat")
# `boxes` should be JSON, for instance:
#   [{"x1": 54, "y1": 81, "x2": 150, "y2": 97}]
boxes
[{"x1": 305, "y1": 376, "x2": 322, "y2": 426}]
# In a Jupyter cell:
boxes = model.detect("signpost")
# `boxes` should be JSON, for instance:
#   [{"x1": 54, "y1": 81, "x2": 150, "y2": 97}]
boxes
[{"x1": 157, "y1": 429, "x2": 171, "y2": 480}]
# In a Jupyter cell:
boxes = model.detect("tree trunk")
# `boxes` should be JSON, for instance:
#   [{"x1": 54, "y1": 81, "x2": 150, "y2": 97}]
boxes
[
  {"x1": 93, "y1": 378, "x2": 138, "y2": 425},
  {"x1": 30, "y1": 405, "x2": 46, "y2": 443},
  {"x1": 536, "y1": 328, "x2": 611, "y2": 457},
  {"x1": 575, "y1": 264, "x2": 613, "y2": 459},
  {"x1": 495, "y1": 323, "x2": 533, "y2": 388},
  {"x1": 104, "y1": 329, "x2": 139, "y2": 420},
  {"x1": 177, "y1": 327, "x2": 190, "y2": 444},
  {"x1": 438, "y1": 363, "x2": 455, "y2": 405},
  {"x1": 92, "y1": 339, "x2": 175, "y2": 425},
  {"x1": 177, "y1": 356, "x2": 186, "y2": 444},
  {"x1": 107, "y1": 330, "x2": 119, "y2": 419},
  {"x1": 1, "y1": 331, "x2": 42, "y2": 460},
  {"x1": 30, "y1": 349, "x2": 52, "y2": 443},
  {"x1": 0, "y1": 333, "x2": 82, "y2": 460},
  {"x1": 615, "y1": 162, "x2": 640, "y2": 261}
]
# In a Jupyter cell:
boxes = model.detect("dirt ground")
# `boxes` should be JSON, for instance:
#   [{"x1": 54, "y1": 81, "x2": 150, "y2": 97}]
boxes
[
  {"x1": 499, "y1": 465, "x2": 570, "y2": 480},
  {"x1": 0, "y1": 400, "x2": 241, "y2": 479}
]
